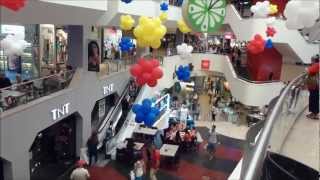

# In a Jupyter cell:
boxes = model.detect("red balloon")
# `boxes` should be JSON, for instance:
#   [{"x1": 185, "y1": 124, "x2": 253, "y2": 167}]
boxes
[
  {"x1": 141, "y1": 61, "x2": 153, "y2": 73},
  {"x1": 254, "y1": 34, "x2": 263, "y2": 41},
  {"x1": 142, "y1": 73, "x2": 152, "y2": 83},
  {"x1": 151, "y1": 67, "x2": 163, "y2": 79},
  {"x1": 130, "y1": 64, "x2": 143, "y2": 77},
  {"x1": 137, "y1": 58, "x2": 146, "y2": 66},
  {"x1": 150, "y1": 59, "x2": 160, "y2": 68},
  {"x1": 136, "y1": 77, "x2": 145, "y2": 86},
  {"x1": 0, "y1": 0, "x2": 25, "y2": 11},
  {"x1": 147, "y1": 79, "x2": 157, "y2": 87}
]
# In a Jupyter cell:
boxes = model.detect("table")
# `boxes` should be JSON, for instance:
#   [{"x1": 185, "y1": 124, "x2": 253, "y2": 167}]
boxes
[
  {"x1": 133, "y1": 126, "x2": 157, "y2": 136},
  {"x1": 134, "y1": 142, "x2": 144, "y2": 150},
  {"x1": 160, "y1": 144, "x2": 179, "y2": 157}
]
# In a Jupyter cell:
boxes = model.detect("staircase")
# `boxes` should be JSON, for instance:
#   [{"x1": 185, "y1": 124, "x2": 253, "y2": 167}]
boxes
[{"x1": 224, "y1": 5, "x2": 318, "y2": 64}]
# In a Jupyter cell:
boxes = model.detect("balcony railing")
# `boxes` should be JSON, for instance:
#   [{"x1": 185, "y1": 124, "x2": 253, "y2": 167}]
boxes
[{"x1": 0, "y1": 70, "x2": 75, "y2": 112}]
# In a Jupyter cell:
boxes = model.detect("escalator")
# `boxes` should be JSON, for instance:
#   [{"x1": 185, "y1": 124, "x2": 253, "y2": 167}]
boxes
[{"x1": 96, "y1": 80, "x2": 141, "y2": 148}]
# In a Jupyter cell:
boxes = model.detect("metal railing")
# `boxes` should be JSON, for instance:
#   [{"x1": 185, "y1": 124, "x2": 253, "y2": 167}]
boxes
[
  {"x1": 101, "y1": 54, "x2": 138, "y2": 75},
  {"x1": 241, "y1": 72, "x2": 309, "y2": 179},
  {"x1": 0, "y1": 70, "x2": 75, "y2": 112}
]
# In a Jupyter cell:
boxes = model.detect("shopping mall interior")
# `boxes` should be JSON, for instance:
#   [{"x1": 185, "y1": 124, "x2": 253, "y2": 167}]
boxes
[{"x1": 0, "y1": 0, "x2": 319, "y2": 180}]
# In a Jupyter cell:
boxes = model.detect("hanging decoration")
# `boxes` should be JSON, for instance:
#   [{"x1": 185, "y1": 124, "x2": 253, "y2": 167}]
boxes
[
  {"x1": 0, "y1": 33, "x2": 30, "y2": 57},
  {"x1": 175, "y1": 65, "x2": 191, "y2": 82},
  {"x1": 0, "y1": 0, "x2": 26, "y2": 11},
  {"x1": 119, "y1": 37, "x2": 133, "y2": 52},
  {"x1": 247, "y1": 34, "x2": 265, "y2": 54},
  {"x1": 266, "y1": 26, "x2": 276, "y2": 37},
  {"x1": 265, "y1": 39, "x2": 273, "y2": 49},
  {"x1": 182, "y1": 0, "x2": 226, "y2": 33},
  {"x1": 177, "y1": 19, "x2": 191, "y2": 33},
  {"x1": 177, "y1": 43, "x2": 193, "y2": 59},
  {"x1": 121, "y1": 0, "x2": 133, "y2": 4},
  {"x1": 268, "y1": 4, "x2": 278, "y2": 15},
  {"x1": 133, "y1": 16, "x2": 167, "y2": 49},
  {"x1": 130, "y1": 58, "x2": 163, "y2": 87},
  {"x1": 160, "y1": 2, "x2": 169, "y2": 11},
  {"x1": 250, "y1": 1, "x2": 270, "y2": 18},
  {"x1": 159, "y1": 12, "x2": 168, "y2": 22},
  {"x1": 284, "y1": 0, "x2": 319, "y2": 30},
  {"x1": 132, "y1": 98, "x2": 160, "y2": 127},
  {"x1": 120, "y1": 15, "x2": 135, "y2": 31}
]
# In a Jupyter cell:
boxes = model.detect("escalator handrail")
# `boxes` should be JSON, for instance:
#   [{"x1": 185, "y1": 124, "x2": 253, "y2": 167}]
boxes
[
  {"x1": 241, "y1": 72, "x2": 308, "y2": 180},
  {"x1": 97, "y1": 80, "x2": 130, "y2": 133}
]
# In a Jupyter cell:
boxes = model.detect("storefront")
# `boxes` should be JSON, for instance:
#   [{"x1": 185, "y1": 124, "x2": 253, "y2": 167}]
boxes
[
  {"x1": 0, "y1": 24, "x2": 69, "y2": 82},
  {"x1": 29, "y1": 113, "x2": 80, "y2": 180}
]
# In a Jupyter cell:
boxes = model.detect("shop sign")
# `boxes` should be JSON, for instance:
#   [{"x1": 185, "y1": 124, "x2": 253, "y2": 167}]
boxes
[
  {"x1": 103, "y1": 83, "x2": 114, "y2": 95},
  {"x1": 51, "y1": 103, "x2": 70, "y2": 121},
  {"x1": 201, "y1": 59, "x2": 210, "y2": 70}
]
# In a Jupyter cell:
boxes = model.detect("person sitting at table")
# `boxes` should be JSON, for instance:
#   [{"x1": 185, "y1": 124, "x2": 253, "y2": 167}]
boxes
[
  {"x1": 0, "y1": 73, "x2": 12, "y2": 89},
  {"x1": 134, "y1": 154, "x2": 146, "y2": 180}
]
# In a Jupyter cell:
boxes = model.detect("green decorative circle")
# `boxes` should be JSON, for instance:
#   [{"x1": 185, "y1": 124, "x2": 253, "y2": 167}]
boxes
[{"x1": 182, "y1": 0, "x2": 226, "y2": 33}]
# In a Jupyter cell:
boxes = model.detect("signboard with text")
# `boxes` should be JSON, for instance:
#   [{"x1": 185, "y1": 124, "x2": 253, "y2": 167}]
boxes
[{"x1": 201, "y1": 59, "x2": 210, "y2": 70}]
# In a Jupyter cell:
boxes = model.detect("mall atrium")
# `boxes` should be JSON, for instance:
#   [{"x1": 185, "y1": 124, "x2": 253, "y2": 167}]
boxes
[{"x1": 0, "y1": 0, "x2": 319, "y2": 180}]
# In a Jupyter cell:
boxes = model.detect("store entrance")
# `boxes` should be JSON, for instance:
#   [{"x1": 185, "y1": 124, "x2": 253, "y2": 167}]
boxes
[{"x1": 29, "y1": 113, "x2": 79, "y2": 180}]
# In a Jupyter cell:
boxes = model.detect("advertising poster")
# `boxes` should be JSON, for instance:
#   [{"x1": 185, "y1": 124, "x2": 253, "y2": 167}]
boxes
[{"x1": 88, "y1": 39, "x2": 100, "y2": 72}]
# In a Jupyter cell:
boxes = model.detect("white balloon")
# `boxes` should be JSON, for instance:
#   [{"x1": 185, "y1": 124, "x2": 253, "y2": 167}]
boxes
[
  {"x1": 0, "y1": 33, "x2": 29, "y2": 57},
  {"x1": 250, "y1": 0, "x2": 270, "y2": 18},
  {"x1": 284, "y1": 0, "x2": 319, "y2": 30},
  {"x1": 177, "y1": 43, "x2": 193, "y2": 59}
]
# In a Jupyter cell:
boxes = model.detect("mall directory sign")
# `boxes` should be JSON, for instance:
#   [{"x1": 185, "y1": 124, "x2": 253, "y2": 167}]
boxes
[{"x1": 182, "y1": 0, "x2": 226, "y2": 33}]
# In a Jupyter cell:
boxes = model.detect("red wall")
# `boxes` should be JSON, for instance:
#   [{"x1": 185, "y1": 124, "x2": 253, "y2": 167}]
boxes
[
  {"x1": 247, "y1": 47, "x2": 282, "y2": 81},
  {"x1": 252, "y1": 0, "x2": 289, "y2": 16}
]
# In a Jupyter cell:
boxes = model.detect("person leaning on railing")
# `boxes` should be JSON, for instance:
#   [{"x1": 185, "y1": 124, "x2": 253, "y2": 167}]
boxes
[{"x1": 305, "y1": 55, "x2": 319, "y2": 120}]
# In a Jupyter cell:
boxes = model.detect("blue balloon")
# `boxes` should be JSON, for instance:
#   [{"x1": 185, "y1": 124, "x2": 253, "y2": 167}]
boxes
[
  {"x1": 176, "y1": 65, "x2": 190, "y2": 81},
  {"x1": 151, "y1": 107, "x2": 160, "y2": 116},
  {"x1": 132, "y1": 104, "x2": 141, "y2": 113},
  {"x1": 160, "y1": 2, "x2": 169, "y2": 11},
  {"x1": 142, "y1": 105, "x2": 151, "y2": 114},
  {"x1": 265, "y1": 39, "x2": 273, "y2": 49},
  {"x1": 119, "y1": 37, "x2": 133, "y2": 52},
  {"x1": 121, "y1": 0, "x2": 133, "y2": 4},
  {"x1": 142, "y1": 99, "x2": 152, "y2": 108},
  {"x1": 145, "y1": 113, "x2": 156, "y2": 127},
  {"x1": 135, "y1": 112, "x2": 145, "y2": 123}
]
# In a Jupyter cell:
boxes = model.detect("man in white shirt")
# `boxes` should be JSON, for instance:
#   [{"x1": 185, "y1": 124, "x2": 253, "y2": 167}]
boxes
[{"x1": 70, "y1": 163, "x2": 90, "y2": 180}]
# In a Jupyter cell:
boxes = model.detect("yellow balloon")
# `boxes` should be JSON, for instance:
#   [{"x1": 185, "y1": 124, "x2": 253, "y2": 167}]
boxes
[
  {"x1": 137, "y1": 38, "x2": 148, "y2": 48},
  {"x1": 269, "y1": 4, "x2": 278, "y2": 14},
  {"x1": 139, "y1": 16, "x2": 149, "y2": 25},
  {"x1": 133, "y1": 26, "x2": 143, "y2": 38},
  {"x1": 153, "y1": 17, "x2": 162, "y2": 26},
  {"x1": 159, "y1": 12, "x2": 168, "y2": 22},
  {"x1": 177, "y1": 19, "x2": 191, "y2": 33},
  {"x1": 151, "y1": 39, "x2": 161, "y2": 49},
  {"x1": 159, "y1": 25, "x2": 167, "y2": 37},
  {"x1": 120, "y1": 15, "x2": 135, "y2": 31}
]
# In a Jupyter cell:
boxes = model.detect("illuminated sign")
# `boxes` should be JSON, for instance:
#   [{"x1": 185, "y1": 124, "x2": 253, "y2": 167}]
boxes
[
  {"x1": 103, "y1": 83, "x2": 114, "y2": 95},
  {"x1": 51, "y1": 103, "x2": 70, "y2": 121},
  {"x1": 201, "y1": 59, "x2": 210, "y2": 70}
]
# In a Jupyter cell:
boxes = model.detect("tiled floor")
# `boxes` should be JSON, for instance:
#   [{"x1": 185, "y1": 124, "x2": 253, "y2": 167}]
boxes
[{"x1": 281, "y1": 111, "x2": 319, "y2": 170}]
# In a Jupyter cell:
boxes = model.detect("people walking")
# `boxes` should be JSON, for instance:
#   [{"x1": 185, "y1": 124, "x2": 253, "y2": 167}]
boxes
[{"x1": 86, "y1": 131, "x2": 99, "y2": 166}]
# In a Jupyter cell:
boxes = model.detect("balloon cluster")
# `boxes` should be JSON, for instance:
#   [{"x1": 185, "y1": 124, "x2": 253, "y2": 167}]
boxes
[
  {"x1": 177, "y1": 43, "x2": 193, "y2": 59},
  {"x1": 133, "y1": 16, "x2": 167, "y2": 49},
  {"x1": 130, "y1": 58, "x2": 163, "y2": 87},
  {"x1": 176, "y1": 65, "x2": 191, "y2": 81},
  {"x1": 160, "y1": 2, "x2": 169, "y2": 11},
  {"x1": 177, "y1": 19, "x2": 191, "y2": 33},
  {"x1": 247, "y1": 34, "x2": 265, "y2": 54},
  {"x1": 250, "y1": 1, "x2": 278, "y2": 18},
  {"x1": 0, "y1": 33, "x2": 30, "y2": 57},
  {"x1": 119, "y1": 37, "x2": 133, "y2": 52},
  {"x1": 120, "y1": 15, "x2": 135, "y2": 31},
  {"x1": 121, "y1": 0, "x2": 133, "y2": 4},
  {"x1": 0, "y1": 0, "x2": 25, "y2": 11},
  {"x1": 266, "y1": 27, "x2": 276, "y2": 37},
  {"x1": 284, "y1": 0, "x2": 319, "y2": 30},
  {"x1": 132, "y1": 99, "x2": 160, "y2": 127}
]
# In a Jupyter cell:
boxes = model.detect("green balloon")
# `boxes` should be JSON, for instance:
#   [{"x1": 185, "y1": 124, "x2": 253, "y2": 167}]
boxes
[{"x1": 182, "y1": 0, "x2": 227, "y2": 33}]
